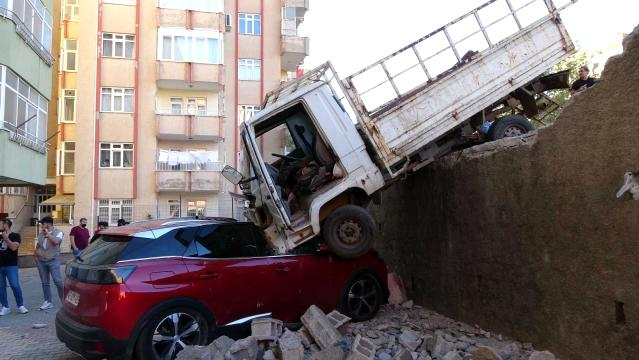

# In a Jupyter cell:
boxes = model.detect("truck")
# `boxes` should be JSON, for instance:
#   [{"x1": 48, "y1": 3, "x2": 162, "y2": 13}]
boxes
[{"x1": 222, "y1": 0, "x2": 578, "y2": 258}]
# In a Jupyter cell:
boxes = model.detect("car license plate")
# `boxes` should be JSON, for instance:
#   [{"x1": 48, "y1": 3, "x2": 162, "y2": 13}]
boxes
[{"x1": 65, "y1": 290, "x2": 80, "y2": 306}]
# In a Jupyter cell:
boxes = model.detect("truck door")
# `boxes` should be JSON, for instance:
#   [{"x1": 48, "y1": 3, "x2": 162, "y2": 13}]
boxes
[{"x1": 242, "y1": 125, "x2": 292, "y2": 229}]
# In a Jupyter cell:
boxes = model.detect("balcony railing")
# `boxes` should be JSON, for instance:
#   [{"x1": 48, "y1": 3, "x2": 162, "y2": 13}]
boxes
[
  {"x1": 0, "y1": 7, "x2": 54, "y2": 65},
  {"x1": 156, "y1": 170, "x2": 222, "y2": 192},
  {"x1": 156, "y1": 61, "x2": 224, "y2": 91},
  {"x1": 156, "y1": 109, "x2": 224, "y2": 141}
]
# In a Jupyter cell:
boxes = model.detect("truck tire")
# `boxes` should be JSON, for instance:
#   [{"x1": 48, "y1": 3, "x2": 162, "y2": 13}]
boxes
[
  {"x1": 323, "y1": 205, "x2": 375, "y2": 259},
  {"x1": 487, "y1": 115, "x2": 534, "y2": 140}
]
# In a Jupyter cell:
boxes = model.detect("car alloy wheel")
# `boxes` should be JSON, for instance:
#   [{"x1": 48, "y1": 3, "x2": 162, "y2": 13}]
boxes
[
  {"x1": 152, "y1": 312, "x2": 201, "y2": 360},
  {"x1": 346, "y1": 277, "x2": 380, "y2": 320}
]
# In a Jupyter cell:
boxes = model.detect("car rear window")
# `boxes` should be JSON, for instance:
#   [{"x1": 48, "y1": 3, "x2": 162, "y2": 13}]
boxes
[
  {"x1": 76, "y1": 228, "x2": 196, "y2": 266},
  {"x1": 77, "y1": 235, "x2": 130, "y2": 266}
]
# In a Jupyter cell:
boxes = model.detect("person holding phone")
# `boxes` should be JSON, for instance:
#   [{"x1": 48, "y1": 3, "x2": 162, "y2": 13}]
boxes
[
  {"x1": 34, "y1": 216, "x2": 64, "y2": 310},
  {"x1": 0, "y1": 219, "x2": 28, "y2": 315}
]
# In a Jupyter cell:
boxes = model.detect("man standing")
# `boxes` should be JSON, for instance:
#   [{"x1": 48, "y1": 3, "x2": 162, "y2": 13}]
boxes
[
  {"x1": 35, "y1": 216, "x2": 64, "y2": 310},
  {"x1": 570, "y1": 65, "x2": 597, "y2": 95},
  {"x1": 0, "y1": 219, "x2": 28, "y2": 315},
  {"x1": 69, "y1": 217, "x2": 90, "y2": 257},
  {"x1": 89, "y1": 221, "x2": 108, "y2": 244}
]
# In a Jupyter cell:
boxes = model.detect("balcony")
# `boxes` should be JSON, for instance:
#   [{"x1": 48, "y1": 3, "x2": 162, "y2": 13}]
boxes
[
  {"x1": 156, "y1": 171, "x2": 222, "y2": 192},
  {"x1": 156, "y1": 111, "x2": 224, "y2": 141},
  {"x1": 281, "y1": 35, "x2": 309, "y2": 72},
  {"x1": 156, "y1": 61, "x2": 224, "y2": 91},
  {"x1": 156, "y1": 152, "x2": 223, "y2": 192},
  {"x1": 157, "y1": 8, "x2": 225, "y2": 31},
  {"x1": 283, "y1": 0, "x2": 309, "y2": 14}
]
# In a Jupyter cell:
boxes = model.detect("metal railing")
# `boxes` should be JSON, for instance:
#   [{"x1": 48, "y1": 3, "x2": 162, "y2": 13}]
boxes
[
  {"x1": 343, "y1": 0, "x2": 577, "y2": 114},
  {"x1": 2, "y1": 126, "x2": 48, "y2": 154},
  {"x1": 0, "y1": 7, "x2": 54, "y2": 65}
]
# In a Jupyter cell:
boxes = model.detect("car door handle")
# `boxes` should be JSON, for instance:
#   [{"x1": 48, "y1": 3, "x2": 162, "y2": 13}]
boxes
[
  {"x1": 274, "y1": 265, "x2": 290, "y2": 273},
  {"x1": 199, "y1": 272, "x2": 222, "y2": 279}
]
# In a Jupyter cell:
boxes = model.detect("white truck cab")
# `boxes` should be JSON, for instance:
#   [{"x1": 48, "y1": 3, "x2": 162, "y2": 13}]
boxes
[{"x1": 223, "y1": 0, "x2": 578, "y2": 258}]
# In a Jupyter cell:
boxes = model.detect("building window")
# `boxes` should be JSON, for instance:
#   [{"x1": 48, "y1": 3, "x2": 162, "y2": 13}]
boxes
[
  {"x1": 60, "y1": 141, "x2": 75, "y2": 175},
  {"x1": 102, "y1": 33, "x2": 134, "y2": 58},
  {"x1": 64, "y1": 39, "x2": 78, "y2": 72},
  {"x1": 158, "y1": 29, "x2": 222, "y2": 64},
  {"x1": 158, "y1": 0, "x2": 223, "y2": 12},
  {"x1": 61, "y1": 89, "x2": 76, "y2": 123},
  {"x1": 239, "y1": 13, "x2": 261, "y2": 35},
  {"x1": 100, "y1": 87, "x2": 134, "y2": 112},
  {"x1": 168, "y1": 200, "x2": 180, "y2": 218},
  {"x1": 238, "y1": 105, "x2": 261, "y2": 125},
  {"x1": 63, "y1": 0, "x2": 78, "y2": 21},
  {"x1": 98, "y1": 199, "x2": 133, "y2": 226},
  {"x1": 170, "y1": 97, "x2": 183, "y2": 115},
  {"x1": 0, "y1": 66, "x2": 48, "y2": 151},
  {"x1": 100, "y1": 143, "x2": 133, "y2": 168},
  {"x1": 1, "y1": 0, "x2": 54, "y2": 58},
  {"x1": 187, "y1": 200, "x2": 206, "y2": 217},
  {"x1": 238, "y1": 59, "x2": 260, "y2": 81}
]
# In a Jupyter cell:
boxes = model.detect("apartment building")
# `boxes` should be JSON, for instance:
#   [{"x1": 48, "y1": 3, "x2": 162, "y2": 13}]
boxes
[
  {"x1": 52, "y1": 0, "x2": 309, "y2": 231},
  {"x1": 0, "y1": 0, "x2": 55, "y2": 235}
]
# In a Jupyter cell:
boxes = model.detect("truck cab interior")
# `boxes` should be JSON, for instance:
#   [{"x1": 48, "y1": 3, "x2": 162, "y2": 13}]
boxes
[{"x1": 254, "y1": 103, "x2": 338, "y2": 222}]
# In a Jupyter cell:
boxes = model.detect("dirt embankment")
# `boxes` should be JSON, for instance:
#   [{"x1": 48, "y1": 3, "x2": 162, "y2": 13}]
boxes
[{"x1": 371, "y1": 25, "x2": 639, "y2": 360}]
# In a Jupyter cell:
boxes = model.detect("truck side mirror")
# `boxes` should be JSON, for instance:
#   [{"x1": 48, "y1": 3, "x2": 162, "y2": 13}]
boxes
[{"x1": 221, "y1": 165, "x2": 244, "y2": 185}]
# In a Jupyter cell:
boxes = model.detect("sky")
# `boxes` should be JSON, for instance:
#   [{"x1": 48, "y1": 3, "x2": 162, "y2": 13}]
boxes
[{"x1": 301, "y1": 0, "x2": 639, "y2": 78}]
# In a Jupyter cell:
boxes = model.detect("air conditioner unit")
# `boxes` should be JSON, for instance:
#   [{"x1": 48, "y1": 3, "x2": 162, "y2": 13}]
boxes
[{"x1": 225, "y1": 14, "x2": 232, "y2": 32}]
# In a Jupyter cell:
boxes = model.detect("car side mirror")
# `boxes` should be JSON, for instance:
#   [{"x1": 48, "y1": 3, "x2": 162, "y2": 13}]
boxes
[
  {"x1": 221, "y1": 165, "x2": 244, "y2": 185},
  {"x1": 316, "y1": 243, "x2": 331, "y2": 255}
]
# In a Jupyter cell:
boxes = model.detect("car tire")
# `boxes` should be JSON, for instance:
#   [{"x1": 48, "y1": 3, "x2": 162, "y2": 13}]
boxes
[
  {"x1": 135, "y1": 307, "x2": 210, "y2": 360},
  {"x1": 338, "y1": 272, "x2": 384, "y2": 322},
  {"x1": 487, "y1": 114, "x2": 534, "y2": 141},
  {"x1": 323, "y1": 205, "x2": 375, "y2": 259}
]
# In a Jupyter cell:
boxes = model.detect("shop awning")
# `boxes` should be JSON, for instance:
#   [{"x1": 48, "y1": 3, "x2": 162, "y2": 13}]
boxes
[{"x1": 40, "y1": 194, "x2": 75, "y2": 206}]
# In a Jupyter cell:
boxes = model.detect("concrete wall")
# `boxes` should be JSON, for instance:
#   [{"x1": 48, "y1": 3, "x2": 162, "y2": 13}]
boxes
[
  {"x1": 0, "y1": 131, "x2": 47, "y2": 185},
  {"x1": 371, "y1": 28, "x2": 639, "y2": 360}
]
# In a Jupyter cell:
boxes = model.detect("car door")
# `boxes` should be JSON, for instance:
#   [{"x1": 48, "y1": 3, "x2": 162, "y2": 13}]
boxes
[
  {"x1": 183, "y1": 224, "x2": 273, "y2": 326},
  {"x1": 246, "y1": 225, "x2": 303, "y2": 322}
]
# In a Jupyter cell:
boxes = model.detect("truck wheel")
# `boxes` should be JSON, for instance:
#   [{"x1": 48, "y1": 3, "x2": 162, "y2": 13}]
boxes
[
  {"x1": 323, "y1": 205, "x2": 375, "y2": 259},
  {"x1": 487, "y1": 115, "x2": 534, "y2": 140}
]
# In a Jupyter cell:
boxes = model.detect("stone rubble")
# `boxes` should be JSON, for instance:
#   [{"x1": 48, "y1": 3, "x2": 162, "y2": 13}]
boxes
[{"x1": 177, "y1": 303, "x2": 562, "y2": 360}]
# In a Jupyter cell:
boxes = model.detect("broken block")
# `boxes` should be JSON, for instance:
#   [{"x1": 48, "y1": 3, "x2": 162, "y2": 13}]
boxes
[
  {"x1": 212, "y1": 336, "x2": 236, "y2": 360},
  {"x1": 327, "y1": 309, "x2": 351, "y2": 329},
  {"x1": 262, "y1": 350, "x2": 276, "y2": 360},
  {"x1": 528, "y1": 351, "x2": 556, "y2": 360},
  {"x1": 300, "y1": 305, "x2": 343, "y2": 349},
  {"x1": 442, "y1": 351, "x2": 463, "y2": 360},
  {"x1": 251, "y1": 318, "x2": 283, "y2": 341},
  {"x1": 279, "y1": 330, "x2": 304, "y2": 360},
  {"x1": 392, "y1": 348, "x2": 412, "y2": 360},
  {"x1": 387, "y1": 273, "x2": 407, "y2": 305},
  {"x1": 176, "y1": 345, "x2": 213, "y2": 360},
  {"x1": 346, "y1": 334, "x2": 376, "y2": 360},
  {"x1": 470, "y1": 346, "x2": 503, "y2": 360},
  {"x1": 297, "y1": 326, "x2": 313, "y2": 348},
  {"x1": 398, "y1": 330, "x2": 422, "y2": 351},
  {"x1": 225, "y1": 336, "x2": 258, "y2": 360},
  {"x1": 310, "y1": 345, "x2": 345, "y2": 360}
]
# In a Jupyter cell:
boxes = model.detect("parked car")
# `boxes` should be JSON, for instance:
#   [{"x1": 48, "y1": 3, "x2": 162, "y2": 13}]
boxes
[{"x1": 55, "y1": 219, "x2": 388, "y2": 360}]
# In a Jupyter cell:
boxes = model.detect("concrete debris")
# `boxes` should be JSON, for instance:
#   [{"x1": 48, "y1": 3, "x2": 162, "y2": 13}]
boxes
[
  {"x1": 32, "y1": 323, "x2": 48, "y2": 329},
  {"x1": 301, "y1": 305, "x2": 344, "y2": 349},
  {"x1": 347, "y1": 334, "x2": 376, "y2": 360},
  {"x1": 387, "y1": 273, "x2": 408, "y2": 305},
  {"x1": 527, "y1": 351, "x2": 556, "y2": 360},
  {"x1": 470, "y1": 346, "x2": 503, "y2": 360},
  {"x1": 309, "y1": 345, "x2": 344, "y2": 360},
  {"x1": 178, "y1": 304, "x2": 558, "y2": 360},
  {"x1": 279, "y1": 330, "x2": 304, "y2": 360},
  {"x1": 225, "y1": 336, "x2": 258, "y2": 360},
  {"x1": 251, "y1": 318, "x2": 283, "y2": 341}
]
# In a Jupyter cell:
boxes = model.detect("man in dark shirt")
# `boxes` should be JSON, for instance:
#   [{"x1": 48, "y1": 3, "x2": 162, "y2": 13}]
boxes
[
  {"x1": 89, "y1": 221, "x2": 108, "y2": 244},
  {"x1": 69, "y1": 217, "x2": 90, "y2": 256},
  {"x1": 0, "y1": 219, "x2": 28, "y2": 315},
  {"x1": 570, "y1": 65, "x2": 597, "y2": 95}
]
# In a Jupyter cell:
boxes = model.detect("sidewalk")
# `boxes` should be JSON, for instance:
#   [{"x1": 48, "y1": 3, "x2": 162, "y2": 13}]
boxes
[{"x1": 0, "y1": 267, "x2": 81, "y2": 360}]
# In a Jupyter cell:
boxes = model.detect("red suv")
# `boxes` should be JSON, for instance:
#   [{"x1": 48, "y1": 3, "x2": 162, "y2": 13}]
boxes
[{"x1": 56, "y1": 219, "x2": 387, "y2": 360}]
